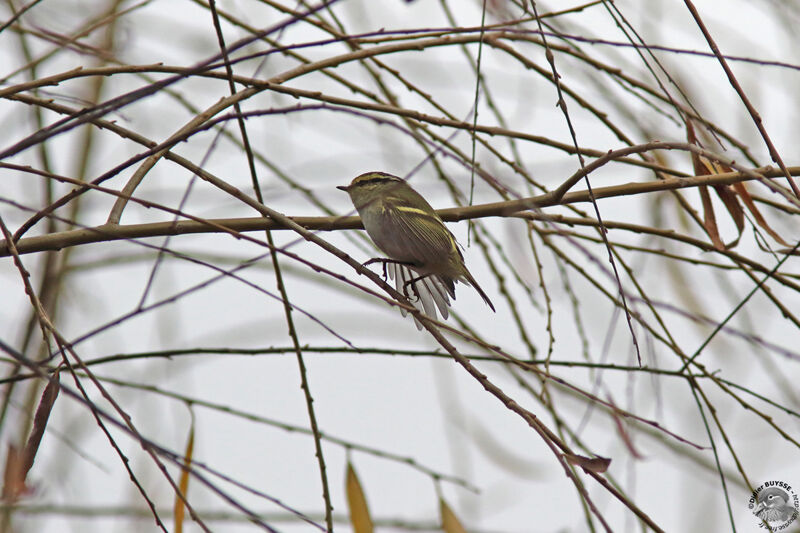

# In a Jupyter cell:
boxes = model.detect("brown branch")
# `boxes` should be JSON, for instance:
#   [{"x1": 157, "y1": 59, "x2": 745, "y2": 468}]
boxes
[
  {"x1": 683, "y1": 0, "x2": 800, "y2": 198},
  {"x1": 3, "y1": 164, "x2": 796, "y2": 258}
]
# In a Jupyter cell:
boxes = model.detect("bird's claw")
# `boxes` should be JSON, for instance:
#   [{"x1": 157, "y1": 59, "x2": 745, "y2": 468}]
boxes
[{"x1": 361, "y1": 257, "x2": 389, "y2": 280}]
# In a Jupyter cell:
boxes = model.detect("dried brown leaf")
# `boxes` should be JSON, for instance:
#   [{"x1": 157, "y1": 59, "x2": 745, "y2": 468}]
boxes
[
  {"x1": 346, "y1": 462, "x2": 373, "y2": 533},
  {"x1": 699, "y1": 185, "x2": 725, "y2": 250},
  {"x1": 21, "y1": 374, "x2": 60, "y2": 480},
  {"x1": 564, "y1": 453, "x2": 611, "y2": 474},
  {"x1": 732, "y1": 183, "x2": 789, "y2": 246},
  {"x1": 440, "y1": 498, "x2": 467, "y2": 533},
  {"x1": 713, "y1": 185, "x2": 745, "y2": 236},
  {"x1": 688, "y1": 120, "x2": 744, "y2": 248},
  {"x1": 687, "y1": 120, "x2": 706, "y2": 176},
  {"x1": 1, "y1": 445, "x2": 28, "y2": 503}
]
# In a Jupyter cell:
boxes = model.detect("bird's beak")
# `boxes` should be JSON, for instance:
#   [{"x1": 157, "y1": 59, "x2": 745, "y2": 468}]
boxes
[{"x1": 336, "y1": 185, "x2": 349, "y2": 192}]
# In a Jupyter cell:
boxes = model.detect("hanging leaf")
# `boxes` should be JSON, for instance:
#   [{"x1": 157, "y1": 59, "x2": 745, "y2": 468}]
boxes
[
  {"x1": 174, "y1": 421, "x2": 195, "y2": 533},
  {"x1": 21, "y1": 374, "x2": 60, "y2": 481},
  {"x1": 440, "y1": 498, "x2": 467, "y2": 533},
  {"x1": 1, "y1": 375, "x2": 60, "y2": 503},
  {"x1": 687, "y1": 120, "x2": 744, "y2": 249},
  {"x1": 346, "y1": 462, "x2": 373, "y2": 533},
  {"x1": 712, "y1": 185, "x2": 745, "y2": 236},
  {"x1": 732, "y1": 183, "x2": 789, "y2": 246},
  {"x1": 1, "y1": 445, "x2": 27, "y2": 502},
  {"x1": 698, "y1": 185, "x2": 725, "y2": 250}
]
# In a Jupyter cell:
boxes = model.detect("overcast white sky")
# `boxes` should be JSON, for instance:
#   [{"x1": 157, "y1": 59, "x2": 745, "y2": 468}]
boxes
[{"x1": 1, "y1": 1, "x2": 800, "y2": 532}]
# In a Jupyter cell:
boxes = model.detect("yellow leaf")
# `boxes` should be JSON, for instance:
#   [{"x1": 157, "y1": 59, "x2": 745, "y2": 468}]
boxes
[
  {"x1": 174, "y1": 422, "x2": 195, "y2": 533},
  {"x1": 346, "y1": 462, "x2": 373, "y2": 533},
  {"x1": 440, "y1": 498, "x2": 467, "y2": 533}
]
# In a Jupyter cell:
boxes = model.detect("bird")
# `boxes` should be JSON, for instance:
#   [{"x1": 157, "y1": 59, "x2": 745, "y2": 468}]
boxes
[
  {"x1": 338, "y1": 172, "x2": 495, "y2": 328},
  {"x1": 754, "y1": 487, "x2": 797, "y2": 523}
]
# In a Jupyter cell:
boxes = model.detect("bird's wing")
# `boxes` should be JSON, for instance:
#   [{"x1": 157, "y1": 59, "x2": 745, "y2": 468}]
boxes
[{"x1": 381, "y1": 197, "x2": 458, "y2": 267}]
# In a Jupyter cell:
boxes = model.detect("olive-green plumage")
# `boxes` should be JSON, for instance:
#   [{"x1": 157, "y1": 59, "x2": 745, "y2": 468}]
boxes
[{"x1": 338, "y1": 172, "x2": 495, "y2": 324}]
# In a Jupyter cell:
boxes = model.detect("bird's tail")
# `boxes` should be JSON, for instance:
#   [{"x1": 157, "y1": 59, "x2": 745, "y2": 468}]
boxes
[
  {"x1": 461, "y1": 269, "x2": 496, "y2": 312},
  {"x1": 389, "y1": 263, "x2": 453, "y2": 329}
]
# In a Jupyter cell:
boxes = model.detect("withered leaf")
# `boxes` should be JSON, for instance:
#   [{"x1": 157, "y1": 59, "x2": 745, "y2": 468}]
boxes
[{"x1": 564, "y1": 453, "x2": 611, "y2": 474}]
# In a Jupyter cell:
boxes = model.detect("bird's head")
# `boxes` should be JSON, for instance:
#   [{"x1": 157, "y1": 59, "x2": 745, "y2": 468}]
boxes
[{"x1": 337, "y1": 172, "x2": 406, "y2": 206}]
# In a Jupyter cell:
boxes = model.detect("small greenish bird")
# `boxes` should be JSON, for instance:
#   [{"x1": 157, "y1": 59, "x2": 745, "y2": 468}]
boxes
[{"x1": 338, "y1": 172, "x2": 495, "y2": 327}]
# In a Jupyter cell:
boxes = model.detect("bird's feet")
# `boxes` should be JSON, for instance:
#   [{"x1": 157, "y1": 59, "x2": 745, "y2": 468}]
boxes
[
  {"x1": 362, "y1": 257, "x2": 391, "y2": 280},
  {"x1": 362, "y1": 257, "x2": 416, "y2": 281}
]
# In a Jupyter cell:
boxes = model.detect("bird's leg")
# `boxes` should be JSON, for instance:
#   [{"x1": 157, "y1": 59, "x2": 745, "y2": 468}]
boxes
[
  {"x1": 361, "y1": 258, "x2": 426, "y2": 301},
  {"x1": 362, "y1": 257, "x2": 415, "y2": 281},
  {"x1": 362, "y1": 257, "x2": 390, "y2": 279}
]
